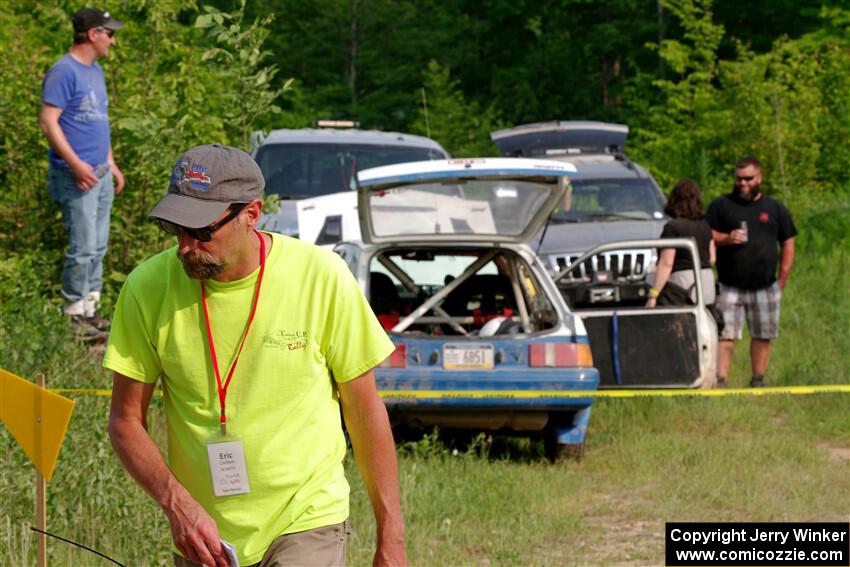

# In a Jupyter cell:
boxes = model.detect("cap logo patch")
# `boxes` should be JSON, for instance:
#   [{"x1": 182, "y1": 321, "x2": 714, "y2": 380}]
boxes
[
  {"x1": 186, "y1": 165, "x2": 211, "y2": 190},
  {"x1": 170, "y1": 159, "x2": 213, "y2": 191}
]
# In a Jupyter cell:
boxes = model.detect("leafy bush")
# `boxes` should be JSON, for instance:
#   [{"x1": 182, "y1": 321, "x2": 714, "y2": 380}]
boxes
[{"x1": 0, "y1": 1, "x2": 286, "y2": 319}]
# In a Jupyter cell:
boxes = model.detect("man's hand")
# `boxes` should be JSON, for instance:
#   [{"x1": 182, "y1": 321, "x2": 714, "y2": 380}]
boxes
[
  {"x1": 712, "y1": 228, "x2": 745, "y2": 247},
  {"x1": 164, "y1": 491, "x2": 230, "y2": 567},
  {"x1": 111, "y1": 162, "x2": 126, "y2": 194},
  {"x1": 373, "y1": 538, "x2": 408, "y2": 567},
  {"x1": 726, "y1": 228, "x2": 747, "y2": 245},
  {"x1": 70, "y1": 160, "x2": 99, "y2": 191},
  {"x1": 778, "y1": 237, "x2": 795, "y2": 291}
]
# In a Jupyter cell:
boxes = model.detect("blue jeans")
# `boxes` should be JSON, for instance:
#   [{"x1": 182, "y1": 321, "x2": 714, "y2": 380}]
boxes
[{"x1": 48, "y1": 164, "x2": 114, "y2": 304}]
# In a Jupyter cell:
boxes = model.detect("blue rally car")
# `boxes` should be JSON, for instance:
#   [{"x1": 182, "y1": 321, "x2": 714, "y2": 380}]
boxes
[{"x1": 333, "y1": 158, "x2": 600, "y2": 460}]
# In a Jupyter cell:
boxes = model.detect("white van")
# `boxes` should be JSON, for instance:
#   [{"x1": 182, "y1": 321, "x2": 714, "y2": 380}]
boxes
[{"x1": 253, "y1": 126, "x2": 450, "y2": 244}]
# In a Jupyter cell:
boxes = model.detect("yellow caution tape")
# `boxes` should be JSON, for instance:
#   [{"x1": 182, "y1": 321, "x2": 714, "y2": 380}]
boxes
[
  {"x1": 51, "y1": 384, "x2": 850, "y2": 399},
  {"x1": 52, "y1": 389, "x2": 114, "y2": 397},
  {"x1": 378, "y1": 385, "x2": 850, "y2": 398}
]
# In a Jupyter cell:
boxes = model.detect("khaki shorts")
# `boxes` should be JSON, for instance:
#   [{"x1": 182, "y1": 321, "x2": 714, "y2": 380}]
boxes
[{"x1": 173, "y1": 519, "x2": 350, "y2": 567}]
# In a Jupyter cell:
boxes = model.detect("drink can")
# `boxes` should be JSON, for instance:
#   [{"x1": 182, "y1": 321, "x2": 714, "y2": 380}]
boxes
[
  {"x1": 93, "y1": 163, "x2": 111, "y2": 179},
  {"x1": 740, "y1": 221, "x2": 748, "y2": 243}
]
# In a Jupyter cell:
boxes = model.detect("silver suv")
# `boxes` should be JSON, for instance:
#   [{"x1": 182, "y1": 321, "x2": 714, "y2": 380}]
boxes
[
  {"x1": 493, "y1": 122, "x2": 718, "y2": 389},
  {"x1": 253, "y1": 126, "x2": 449, "y2": 243},
  {"x1": 491, "y1": 121, "x2": 667, "y2": 308}
]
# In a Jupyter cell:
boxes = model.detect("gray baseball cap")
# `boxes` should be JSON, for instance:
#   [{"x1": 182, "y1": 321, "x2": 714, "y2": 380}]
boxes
[{"x1": 150, "y1": 144, "x2": 265, "y2": 228}]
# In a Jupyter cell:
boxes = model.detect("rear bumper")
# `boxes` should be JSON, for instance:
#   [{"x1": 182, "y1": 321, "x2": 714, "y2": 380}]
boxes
[{"x1": 376, "y1": 367, "x2": 599, "y2": 409}]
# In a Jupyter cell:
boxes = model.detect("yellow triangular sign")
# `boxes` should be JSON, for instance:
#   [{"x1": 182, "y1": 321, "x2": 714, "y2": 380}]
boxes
[{"x1": 0, "y1": 368, "x2": 74, "y2": 481}]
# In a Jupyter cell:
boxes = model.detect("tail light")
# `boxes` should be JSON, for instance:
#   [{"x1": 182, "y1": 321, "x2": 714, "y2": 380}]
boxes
[
  {"x1": 529, "y1": 343, "x2": 593, "y2": 367},
  {"x1": 380, "y1": 344, "x2": 407, "y2": 368}
]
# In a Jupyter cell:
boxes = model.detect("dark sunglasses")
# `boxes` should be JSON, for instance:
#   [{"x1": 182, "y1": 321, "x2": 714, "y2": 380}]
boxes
[
  {"x1": 735, "y1": 175, "x2": 755, "y2": 183},
  {"x1": 95, "y1": 27, "x2": 115, "y2": 38},
  {"x1": 157, "y1": 203, "x2": 248, "y2": 242}
]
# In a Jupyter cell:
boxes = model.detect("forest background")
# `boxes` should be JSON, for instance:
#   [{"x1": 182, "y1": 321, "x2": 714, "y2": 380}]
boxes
[
  {"x1": 1, "y1": 0, "x2": 849, "y2": 322},
  {"x1": 0, "y1": 0, "x2": 848, "y2": 564}
]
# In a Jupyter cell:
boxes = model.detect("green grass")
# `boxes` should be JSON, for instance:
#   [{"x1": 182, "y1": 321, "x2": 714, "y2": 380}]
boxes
[
  {"x1": 347, "y1": 395, "x2": 850, "y2": 566},
  {"x1": 2, "y1": 389, "x2": 847, "y2": 566},
  {"x1": 727, "y1": 237, "x2": 850, "y2": 388}
]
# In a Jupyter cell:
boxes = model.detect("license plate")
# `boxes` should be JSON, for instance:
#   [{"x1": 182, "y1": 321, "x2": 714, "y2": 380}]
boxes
[
  {"x1": 589, "y1": 287, "x2": 619, "y2": 303},
  {"x1": 443, "y1": 343, "x2": 494, "y2": 370}
]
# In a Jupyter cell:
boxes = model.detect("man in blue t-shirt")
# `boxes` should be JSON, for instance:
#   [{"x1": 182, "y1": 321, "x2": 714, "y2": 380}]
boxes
[
  {"x1": 707, "y1": 156, "x2": 797, "y2": 388},
  {"x1": 39, "y1": 7, "x2": 126, "y2": 338}
]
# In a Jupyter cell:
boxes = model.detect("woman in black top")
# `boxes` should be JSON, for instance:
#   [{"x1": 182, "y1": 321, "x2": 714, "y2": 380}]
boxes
[{"x1": 647, "y1": 179, "x2": 716, "y2": 307}]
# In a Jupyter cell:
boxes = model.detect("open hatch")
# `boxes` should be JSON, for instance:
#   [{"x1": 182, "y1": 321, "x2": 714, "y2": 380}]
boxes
[
  {"x1": 356, "y1": 158, "x2": 575, "y2": 245},
  {"x1": 355, "y1": 158, "x2": 577, "y2": 337}
]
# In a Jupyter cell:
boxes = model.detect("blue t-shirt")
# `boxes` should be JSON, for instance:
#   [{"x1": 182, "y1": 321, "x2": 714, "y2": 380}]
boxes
[{"x1": 42, "y1": 54, "x2": 111, "y2": 169}]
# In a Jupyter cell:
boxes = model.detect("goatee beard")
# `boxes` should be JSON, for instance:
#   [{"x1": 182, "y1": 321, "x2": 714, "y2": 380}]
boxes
[
  {"x1": 734, "y1": 184, "x2": 761, "y2": 202},
  {"x1": 179, "y1": 250, "x2": 224, "y2": 280}
]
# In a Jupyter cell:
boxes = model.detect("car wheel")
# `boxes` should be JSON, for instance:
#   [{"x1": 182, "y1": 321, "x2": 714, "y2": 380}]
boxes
[
  {"x1": 556, "y1": 442, "x2": 585, "y2": 462},
  {"x1": 544, "y1": 433, "x2": 585, "y2": 463}
]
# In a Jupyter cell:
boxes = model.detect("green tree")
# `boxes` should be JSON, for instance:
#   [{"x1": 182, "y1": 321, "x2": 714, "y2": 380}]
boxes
[
  {"x1": 411, "y1": 60, "x2": 502, "y2": 157},
  {"x1": 233, "y1": 0, "x2": 458, "y2": 130},
  {"x1": 629, "y1": 0, "x2": 725, "y2": 191},
  {"x1": 629, "y1": 0, "x2": 850, "y2": 209},
  {"x1": 195, "y1": 0, "x2": 291, "y2": 149}
]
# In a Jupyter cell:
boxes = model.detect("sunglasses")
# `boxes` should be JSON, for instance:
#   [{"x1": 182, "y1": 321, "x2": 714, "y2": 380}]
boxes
[
  {"x1": 157, "y1": 203, "x2": 248, "y2": 242},
  {"x1": 735, "y1": 175, "x2": 755, "y2": 183},
  {"x1": 95, "y1": 27, "x2": 115, "y2": 38}
]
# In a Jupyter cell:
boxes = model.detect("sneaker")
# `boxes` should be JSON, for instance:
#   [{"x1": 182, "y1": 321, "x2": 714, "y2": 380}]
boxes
[
  {"x1": 84, "y1": 291, "x2": 101, "y2": 318},
  {"x1": 63, "y1": 298, "x2": 89, "y2": 317},
  {"x1": 749, "y1": 375, "x2": 765, "y2": 388},
  {"x1": 715, "y1": 377, "x2": 728, "y2": 388},
  {"x1": 70, "y1": 315, "x2": 108, "y2": 341}
]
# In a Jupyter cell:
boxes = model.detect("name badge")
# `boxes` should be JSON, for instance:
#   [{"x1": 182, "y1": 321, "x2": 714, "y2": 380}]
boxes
[{"x1": 206, "y1": 439, "x2": 250, "y2": 497}]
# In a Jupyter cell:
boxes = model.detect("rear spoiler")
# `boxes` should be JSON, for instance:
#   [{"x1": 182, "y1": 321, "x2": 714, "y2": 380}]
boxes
[{"x1": 491, "y1": 121, "x2": 628, "y2": 158}]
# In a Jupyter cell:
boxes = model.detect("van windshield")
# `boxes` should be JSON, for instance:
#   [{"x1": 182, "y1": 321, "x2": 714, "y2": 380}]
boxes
[{"x1": 256, "y1": 143, "x2": 446, "y2": 199}]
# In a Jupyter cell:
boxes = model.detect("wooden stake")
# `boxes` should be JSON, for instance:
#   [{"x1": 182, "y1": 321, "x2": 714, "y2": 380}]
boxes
[{"x1": 36, "y1": 372, "x2": 47, "y2": 567}]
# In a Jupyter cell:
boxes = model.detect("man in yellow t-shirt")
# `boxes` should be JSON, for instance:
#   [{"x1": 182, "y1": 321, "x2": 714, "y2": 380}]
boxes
[{"x1": 105, "y1": 144, "x2": 407, "y2": 567}]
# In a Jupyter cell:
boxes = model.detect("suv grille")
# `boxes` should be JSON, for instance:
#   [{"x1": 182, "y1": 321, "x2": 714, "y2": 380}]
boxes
[{"x1": 550, "y1": 250, "x2": 655, "y2": 282}]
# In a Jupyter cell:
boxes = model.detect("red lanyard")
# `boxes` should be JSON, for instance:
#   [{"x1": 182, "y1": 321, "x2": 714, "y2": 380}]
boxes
[{"x1": 200, "y1": 230, "x2": 266, "y2": 436}]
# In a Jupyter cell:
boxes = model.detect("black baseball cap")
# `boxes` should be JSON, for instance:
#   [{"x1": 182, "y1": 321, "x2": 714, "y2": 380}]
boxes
[{"x1": 72, "y1": 8, "x2": 124, "y2": 32}]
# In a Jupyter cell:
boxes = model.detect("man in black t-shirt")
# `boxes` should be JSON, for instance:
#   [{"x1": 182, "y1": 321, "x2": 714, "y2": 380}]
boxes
[{"x1": 707, "y1": 156, "x2": 797, "y2": 388}]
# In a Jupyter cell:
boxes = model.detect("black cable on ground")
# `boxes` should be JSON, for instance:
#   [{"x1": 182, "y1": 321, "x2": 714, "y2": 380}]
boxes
[{"x1": 30, "y1": 526, "x2": 126, "y2": 566}]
